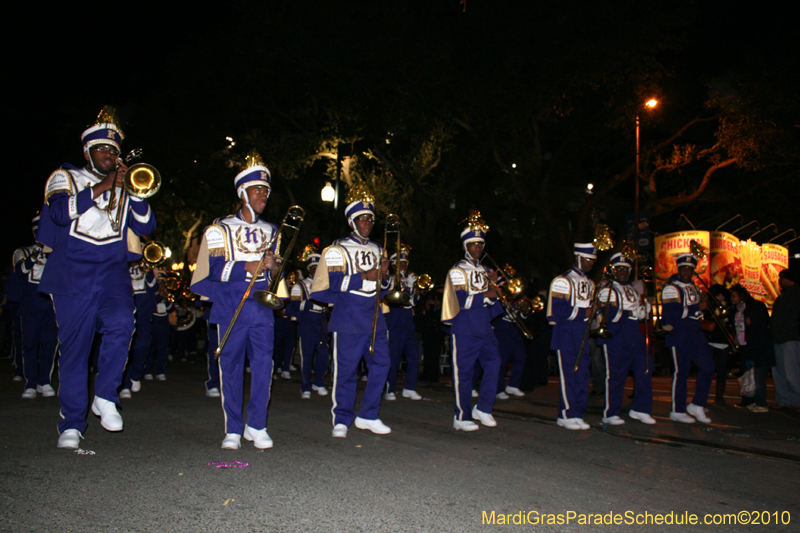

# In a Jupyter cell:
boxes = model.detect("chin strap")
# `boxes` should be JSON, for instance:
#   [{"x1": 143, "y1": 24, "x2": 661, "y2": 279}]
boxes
[
  {"x1": 241, "y1": 192, "x2": 257, "y2": 222},
  {"x1": 350, "y1": 222, "x2": 368, "y2": 240},
  {"x1": 84, "y1": 146, "x2": 108, "y2": 177}
]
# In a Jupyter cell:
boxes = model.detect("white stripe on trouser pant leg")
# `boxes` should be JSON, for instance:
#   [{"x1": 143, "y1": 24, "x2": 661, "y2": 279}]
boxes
[
  {"x1": 452, "y1": 334, "x2": 463, "y2": 421},
  {"x1": 557, "y1": 350, "x2": 570, "y2": 419},
  {"x1": 330, "y1": 332, "x2": 339, "y2": 426},
  {"x1": 217, "y1": 327, "x2": 228, "y2": 432},
  {"x1": 603, "y1": 345, "x2": 610, "y2": 419},
  {"x1": 671, "y1": 346, "x2": 679, "y2": 413}
]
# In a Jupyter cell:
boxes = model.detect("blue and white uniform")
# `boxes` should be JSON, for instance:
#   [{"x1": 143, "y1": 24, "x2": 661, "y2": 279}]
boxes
[
  {"x1": 310, "y1": 233, "x2": 391, "y2": 428},
  {"x1": 661, "y1": 271, "x2": 714, "y2": 414},
  {"x1": 191, "y1": 211, "x2": 282, "y2": 436},
  {"x1": 491, "y1": 304, "x2": 527, "y2": 394},
  {"x1": 287, "y1": 273, "x2": 330, "y2": 393},
  {"x1": 443, "y1": 256, "x2": 503, "y2": 421},
  {"x1": 16, "y1": 243, "x2": 59, "y2": 392},
  {"x1": 385, "y1": 270, "x2": 421, "y2": 395},
  {"x1": 37, "y1": 161, "x2": 155, "y2": 434},
  {"x1": 548, "y1": 265, "x2": 595, "y2": 422},
  {"x1": 597, "y1": 275, "x2": 652, "y2": 419},
  {"x1": 122, "y1": 264, "x2": 157, "y2": 389}
]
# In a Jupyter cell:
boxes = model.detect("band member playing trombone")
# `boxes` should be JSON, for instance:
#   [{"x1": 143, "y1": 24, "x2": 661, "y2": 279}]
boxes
[
  {"x1": 442, "y1": 211, "x2": 503, "y2": 431},
  {"x1": 597, "y1": 253, "x2": 655, "y2": 425},
  {"x1": 191, "y1": 150, "x2": 281, "y2": 450},
  {"x1": 661, "y1": 253, "x2": 714, "y2": 424},
  {"x1": 310, "y1": 182, "x2": 392, "y2": 438},
  {"x1": 384, "y1": 246, "x2": 423, "y2": 401},
  {"x1": 547, "y1": 243, "x2": 597, "y2": 430},
  {"x1": 37, "y1": 106, "x2": 156, "y2": 449}
]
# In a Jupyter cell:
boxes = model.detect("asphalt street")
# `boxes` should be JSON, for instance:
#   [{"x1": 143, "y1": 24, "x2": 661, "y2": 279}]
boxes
[{"x1": 2, "y1": 358, "x2": 799, "y2": 533}]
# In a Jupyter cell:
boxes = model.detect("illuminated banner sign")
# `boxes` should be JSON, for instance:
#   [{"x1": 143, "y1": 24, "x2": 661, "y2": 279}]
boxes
[
  {"x1": 761, "y1": 243, "x2": 789, "y2": 307},
  {"x1": 654, "y1": 231, "x2": 710, "y2": 293},
  {"x1": 709, "y1": 232, "x2": 741, "y2": 287}
]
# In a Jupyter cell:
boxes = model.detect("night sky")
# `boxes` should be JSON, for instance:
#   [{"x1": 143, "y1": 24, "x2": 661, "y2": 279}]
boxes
[{"x1": 6, "y1": 2, "x2": 798, "y2": 269}]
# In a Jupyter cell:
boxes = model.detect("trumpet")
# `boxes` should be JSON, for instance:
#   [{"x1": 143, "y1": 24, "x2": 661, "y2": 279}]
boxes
[
  {"x1": 106, "y1": 148, "x2": 162, "y2": 232},
  {"x1": 414, "y1": 273, "x2": 434, "y2": 294},
  {"x1": 216, "y1": 206, "x2": 305, "y2": 358},
  {"x1": 590, "y1": 282, "x2": 614, "y2": 340},
  {"x1": 516, "y1": 295, "x2": 544, "y2": 315},
  {"x1": 480, "y1": 255, "x2": 533, "y2": 340},
  {"x1": 141, "y1": 241, "x2": 168, "y2": 270}
]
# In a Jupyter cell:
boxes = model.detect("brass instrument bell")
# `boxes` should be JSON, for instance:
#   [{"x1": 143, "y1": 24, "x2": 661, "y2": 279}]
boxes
[{"x1": 414, "y1": 273, "x2": 434, "y2": 294}]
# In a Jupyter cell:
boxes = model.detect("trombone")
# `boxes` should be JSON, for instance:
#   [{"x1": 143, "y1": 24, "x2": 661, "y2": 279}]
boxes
[
  {"x1": 573, "y1": 266, "x2": 615, "y2": 373},
  {"x1": 641, "y1": 266, "x2": 668, "y2": 339},
  {"x1": 369, "y1": 214, "x2": 404, "y2": 356},
  {"x1": 479, "y1": 255, "x2": 533, "y2": 340},
  {"x1": 216, "y1": 206, "x2": 305, "y2": 358},
  {"x1": 689, "y1": 240, "x2": 740, "y2": 352},
  {"x1": 106, "y1": 148, "x2": 161, "y2": 232}
]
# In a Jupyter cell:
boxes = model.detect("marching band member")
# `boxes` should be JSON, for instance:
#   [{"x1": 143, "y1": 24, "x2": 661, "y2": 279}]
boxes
[
  {"x1": 191, "y1": 150, "x2": 283, "y2": 450},
  {"x1": 596, "y1": 253, "x2": 655, "y2": 425},
  {"x1": 143, "y1": 280, "x2": 172, "y2": 382},
  {"x1": 661, "y1": 253, "x2": 715, "y2": 424},
  {"x1": 384, "y1": 246, "x2": 422, "y2": 401},
  {"x1": 120, "y1": 260, "x2": 158, "y2": 398},
  {"x1": 310, "y1": 182, "x2": 392, "y2": 438},
  {"x1": 491, "y1": 275, "x2": 529, "y2": 400},
  {"x1": 547, "y1": 243, "x2": 596, "y2": 430},
  {"x1": 37, "y1": 106, "x2": 156, "y2": 449},
  {"x1": 442, "y1": 211, "x2": 503, "y2": 431},
  {"x1": 286, "y1": 246, "x2": 330, "y2": 399},
  {"x1": 16, "y1": 214, "x2": 59, "y2": 399}
]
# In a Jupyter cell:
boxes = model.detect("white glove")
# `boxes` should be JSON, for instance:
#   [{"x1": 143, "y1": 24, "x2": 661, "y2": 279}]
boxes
[{"x1": 405, "y1": 273, "x2": 417, "y2": 290}]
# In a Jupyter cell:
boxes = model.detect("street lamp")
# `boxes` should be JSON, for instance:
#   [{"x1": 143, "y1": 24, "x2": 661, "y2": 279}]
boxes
[
  {"x1": 634, "y1": 98, "x2": 658, "y2": 278},
  {"x1": 321, "y1": 182, "x2": 335, "y2": 202}
]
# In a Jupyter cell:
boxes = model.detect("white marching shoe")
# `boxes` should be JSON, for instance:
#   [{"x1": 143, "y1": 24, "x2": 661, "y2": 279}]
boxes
[
  {"x1": 384, "y1": 392, "x2": 397, "y2": 401},
  {"x1": 402, "y1": 389, "x2": 422, "y2": 400},
  {"x1": 629, "y1": 410, "x2": 656, "y2": 425},
  {"x1": 453, "y1": 417, "x2": 480, "y2": 431},
  {"x1": 472, "y1": 407, "x2": 497, "y2": 427},
  {"x1": 575, "y1": 418, "x2": 590, "y2": 430},
  {"x1": 243, "y1": 425, "x2": 273, "y2": 449},
  {"x1": 221, "y1": 433, "x2": 242, "y2": 450},
  {"x1": 119, "y1": 389, "x2": 132, "y2": 400},
  {"x1": 37, "y1": 384, "x2": 56, "y2": 397},
  {"x1": 556, "y1": 417, "x2": 582, "y2": 430},
  {"x1": 280, "y1": 371, "x2": 291, "y2": 380},
  {"x1": 495, "y1": 392, "x2": 510, "y2": 400},
  {"x1": 22, "y1": 388, "x2": 36, "y2": 399},
  {"x1": 144, "y1": 374, "x2": 154, "y2": 381},
  {"x1": 354, "y1": 417, "x2": 391, "y2": 434},
  {"x1": 130, "y1": 380, "x2": 141, "y2": 392},
  {"x1": 686, "y1": 403, "x2": 711, "y2": 423},
  {"x1": 301, "y1": 391, "x2": 312, "y2": 399},
  {"x1": 91, "y1": 396, "x2": 123, "y2": 431},
  {"x1": 669, "y1": 411, "x2": 696, "y2": 424},
  {"x1": 505, "y1": 386, "x2": 525, "y2": 397},
  {"x1": 312, "y1": 385, "x2": 328, "y2": 396},
  {"x1": 156, "y1": 374, "x2": 167, "y2": 381},
  {"x1": 57, "y1": 429, "x2": 82, "y2": 449},
  {"x1": 206, "y1": 387, "x2": 221, "y2": 398},
  {"x1": 332, "y1": 424, "x2": 348, "y2": 438},
  {"x1": 601, "y1": 416, "x2": 625, "y2": 425}
]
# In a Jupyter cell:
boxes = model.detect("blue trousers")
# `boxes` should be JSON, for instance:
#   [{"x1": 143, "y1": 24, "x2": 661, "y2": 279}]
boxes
[
  {"x1": 144, "y1": 315, "x2": 170, "y2": 376},
  {"x1": 13, "y1": 314, "x2": 23, "y2": 378},
  {"x1": 670, "y1": 338, "x2": 714, "y2": 413},
  {"x1": 298, "y1": 319, "x2": 329, "y2": 393},
  {"x1": 494, "y1": 322, "x2": 526, "y2": 393},
  {"x1": 20, "y1": 308, "x2": 59, "y2": 389},
  {"x1": 556, "y1": 343, "x2": 592, "y2": 420},
  {"x1": 451, "y1": 333, "x2": 500, "y2": 421},
  {"x1": 206, "y1": 322, "x2": 220, "y2": 390},
  {"x1": 123, "y1": 306, "x2": 153, "y2": 388},
  {"x1": 386, "y1": 326, "x2": 419, "y2": 394},
  {"x1": 217, "y1": 320, "x2": 274, "y2": 434},
  {"x1": 52, "y1": 292, "x2": 135, "y2": 433},
  {"x1": 330, "y1": 331, "x2": 390, "y2": 426},
  {"x1": 601, "y1": 320, "x2": 653, "y2": 418}
]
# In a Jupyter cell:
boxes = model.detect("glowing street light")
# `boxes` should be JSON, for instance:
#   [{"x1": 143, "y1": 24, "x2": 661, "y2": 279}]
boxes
[
  {"x1": 634, "y1": 98, "x2": 659, "y2": 278},
  {"x1": 321, "y1": 182, "x2": 335, "y2": 202}
]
